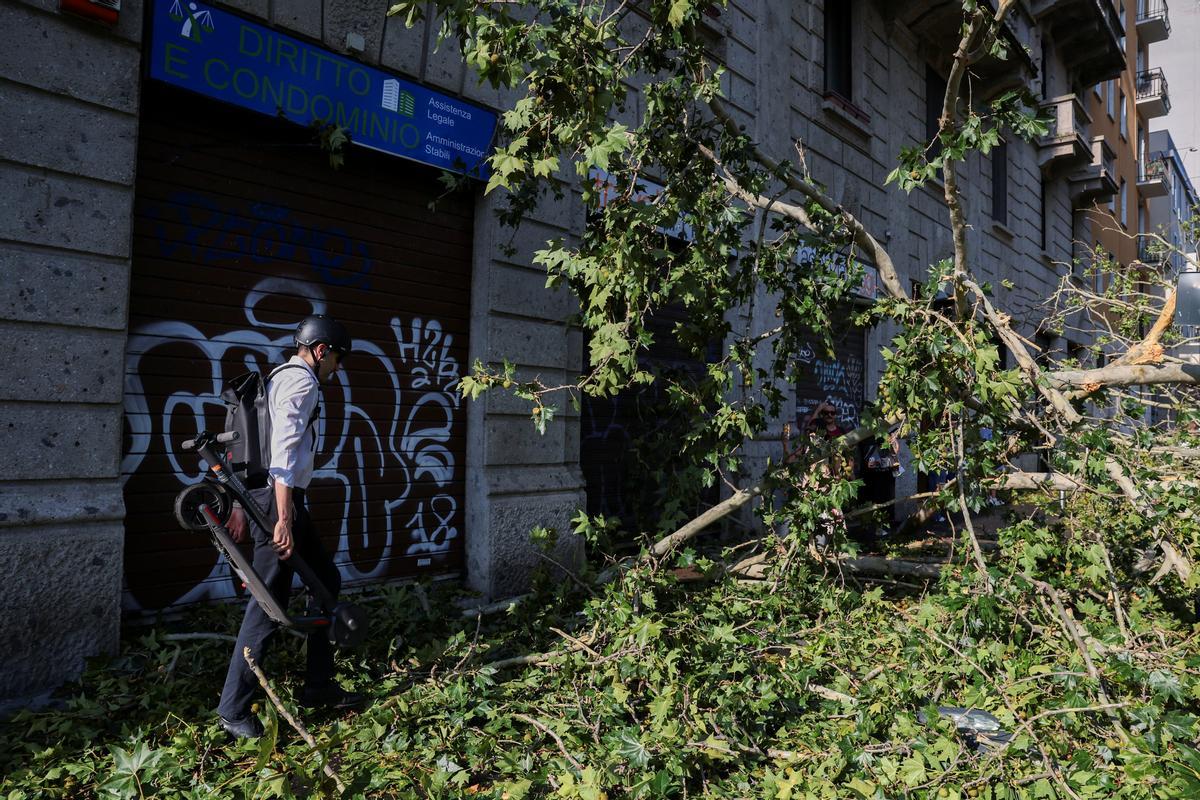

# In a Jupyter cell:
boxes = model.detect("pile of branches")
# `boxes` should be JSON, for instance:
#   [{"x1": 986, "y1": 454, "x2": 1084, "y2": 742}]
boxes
[{"x1": 1, "y1": 534, "x2": 1197, "y2": 798}]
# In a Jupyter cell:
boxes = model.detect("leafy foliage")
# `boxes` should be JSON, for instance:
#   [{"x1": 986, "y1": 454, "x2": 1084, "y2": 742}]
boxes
[{"x1": 2, "y1": 559, "x2": 1198, "y2": 799}]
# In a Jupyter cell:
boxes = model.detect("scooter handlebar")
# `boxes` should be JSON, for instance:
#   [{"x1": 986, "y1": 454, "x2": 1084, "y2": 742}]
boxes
[{"x1": 181, "y1": 431, "x2": 240, "y2": 452}]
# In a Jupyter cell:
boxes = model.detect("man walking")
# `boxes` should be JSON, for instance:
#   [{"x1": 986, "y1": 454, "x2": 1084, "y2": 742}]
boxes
[{"x1": 216, "y1": 314, "x2": 362, "y2": 739}]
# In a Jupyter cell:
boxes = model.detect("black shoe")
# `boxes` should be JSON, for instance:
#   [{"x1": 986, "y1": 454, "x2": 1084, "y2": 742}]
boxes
[
  {"x1": 218, "y1": 714, "x2": 264, "y2": 739},
  {"x1": 299, "y1": 683, "x2": 365, "y2": 710}
]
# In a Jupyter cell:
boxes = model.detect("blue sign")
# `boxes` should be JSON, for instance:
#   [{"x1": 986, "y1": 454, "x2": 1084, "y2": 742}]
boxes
[{"x1": 148, "y1": 0, "x2": 497, "y2": 176}]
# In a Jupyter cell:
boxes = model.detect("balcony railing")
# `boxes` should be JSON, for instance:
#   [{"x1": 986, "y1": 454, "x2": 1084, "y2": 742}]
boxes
[
  {"x1": 1136, "y1": 0, "x2": 1171, "y2": 44},
  {"x1": 1135, "y1": 68, "x2": 1171, "y2": 118},
  {"x1": 1137, "y1": 156, "x2": 1171, "y2": 198},
  {"x1": 1138, "y1": 236, "x2": 1165, "y2": 265},
  {"x1": 1038, "y1": 94, "x2": 1092, "y2": 172}
]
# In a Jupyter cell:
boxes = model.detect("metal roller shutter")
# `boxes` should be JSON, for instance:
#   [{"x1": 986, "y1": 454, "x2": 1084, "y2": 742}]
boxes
[
  {"x1": 794, "y1": 325, "x2": 867, "y2": 431},
  {"x1": 122, "y1": 87, "x2": 472, "y2": 612}
]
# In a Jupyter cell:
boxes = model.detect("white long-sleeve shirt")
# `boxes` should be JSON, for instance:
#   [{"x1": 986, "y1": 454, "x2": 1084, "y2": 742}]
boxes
[{"x1": 267, "y1": 356, "x2": 320, "y2": 489}]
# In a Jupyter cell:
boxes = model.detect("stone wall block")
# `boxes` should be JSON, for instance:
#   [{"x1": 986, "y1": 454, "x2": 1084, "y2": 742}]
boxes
[
  {"x1": 562, "y1": 415, "x2": 580, "y2": 464},
  {"x1": 0, "y1": 522, "x2": 123, "y2": 700},
  {"x1": 722, "y1": 36, "x2": 757, "y2": 83},
  {"x1": 726, "y1": 72, "x2": 755, "y2": 115},
  {"x1": 0, "y1": 479, "x2": 125, "y2": 529},
  {"x1": 0, "y1": 83, "x2": 138, "y2": 186},
  {"x1": 272, "y1": 0, "x2": 322, "y2": 40},
  {"x1": 483, "y1": 464, "x2": 584, "y2": 497},
  {"x1": 482, "y1": 367, "x2": 573, "y2": 416},
  {"x1": 2, "y1": 322, "x2": 126, "y2": 403},
  {"x1": 566, "y1": 328, "x2": 584, "y2": 373},
  {"x1": 720, "y1": 4, "x2": 755, "y2": 43},
  {"x1": 496, "y1": 220, "x2": 573, "y2": 268},
  {"x1": 486, "y1": 317, "x2": 569, "y2": 369},
  {"x1": 323, "y1": 0, "x2": 386, "y2": 62},
  {"x1": 0, "y1": 403, "x2": 122, "y2": 480},
  {"x1": 380, "y1": 14, "x2": 427, "y2": 79},
  {"x1": 0, "y1": 166, "x2": 134, "y2": 258},
  {"x1": 490, "y1": 264, "x2": 576, "y2": 321},
  {"x1": 0, "y1": 2, "x2": 140, "y2": 113},
  {"x1": 422, "y1": 9, "x2": 465, "y2": 94},
  {"x1": 215, "y1": 0, "x2": 268, "y2": 22},
  {"x1": 0, "y1": 250, "x2": 129, "y2": 330},
  {"x1": 485, "y1": 416, "x2": 566, "y2": 466},
  {"x1": 476, "y1": 494, "x2": 583, "y2": 597}
]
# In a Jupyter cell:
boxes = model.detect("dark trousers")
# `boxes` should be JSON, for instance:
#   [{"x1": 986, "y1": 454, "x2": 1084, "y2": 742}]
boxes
[{"x1": 217, "y1": 486, "x2": 341, "y2": 720}]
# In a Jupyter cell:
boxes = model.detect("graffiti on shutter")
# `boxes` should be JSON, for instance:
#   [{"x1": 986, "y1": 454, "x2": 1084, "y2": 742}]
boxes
[{"x1": 122, "y1": 90, "x2": 472, "y2": 610}]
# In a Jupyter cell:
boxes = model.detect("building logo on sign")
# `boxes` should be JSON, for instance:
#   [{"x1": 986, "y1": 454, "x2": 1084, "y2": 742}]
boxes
[
  {"x1": 381, "y1": 79, "x2": 415, "y2": 117},
  {"x1": 169, "y1": 0, "x2": 214, "y2": 41},
  {"x1": 148, "y1": 0, "x2": 497, "y2": 175}
]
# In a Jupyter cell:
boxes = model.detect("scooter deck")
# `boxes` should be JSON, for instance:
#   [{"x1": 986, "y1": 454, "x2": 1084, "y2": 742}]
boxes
[{"x1": 197, "y1": 504, "x2": 336, "y2": 637}]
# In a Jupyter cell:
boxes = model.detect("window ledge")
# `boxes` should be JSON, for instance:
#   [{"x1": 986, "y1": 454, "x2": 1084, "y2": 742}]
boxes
[
  {"x1": 821, "y1": 93, "x2": 872, "y2": 138},
  {"x1": 990, "y1": 220, "x2": 1015, "y2": 240},
  {"x1": 920, "y1": 176, "x2": 947, "y2": 201}
]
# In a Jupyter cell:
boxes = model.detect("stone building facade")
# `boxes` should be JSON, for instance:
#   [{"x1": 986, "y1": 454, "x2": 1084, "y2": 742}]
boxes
[{"x1": 0, "y1": 0, "x2": 1127, "y2": 703}]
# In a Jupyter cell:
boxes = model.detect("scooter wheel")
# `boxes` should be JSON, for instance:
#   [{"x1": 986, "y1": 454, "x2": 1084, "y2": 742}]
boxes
[
  {"x1": 328, "y1": 603, "x2": 369, "y2": 649},
  {"x1": 174, "y1": 482, "x2": 232, "y2": 532}
]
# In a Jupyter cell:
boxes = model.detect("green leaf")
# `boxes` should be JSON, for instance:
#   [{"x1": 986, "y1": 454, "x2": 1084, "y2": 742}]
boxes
[
  {"x1": 668, "y1": 0, "x2": 691, "y2": 28},
  {"x1": 254, "y1": 706, "x2": 278, "y2": 772},
  {"x1": 613, "y1": 729, "x2": 652, "y2": 768},
  {"x1": 899, "y1": 754, "x2": 927, "y2": 787}
]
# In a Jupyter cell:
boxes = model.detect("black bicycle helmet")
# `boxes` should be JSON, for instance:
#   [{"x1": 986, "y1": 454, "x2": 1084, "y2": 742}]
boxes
[{"x1": 294, "y1": 314, "x2": 352, "y2": 357}]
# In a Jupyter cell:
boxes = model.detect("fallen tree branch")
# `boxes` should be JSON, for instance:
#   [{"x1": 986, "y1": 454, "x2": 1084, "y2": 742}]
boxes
[
  {"x1": 483, "y1": 652, "x2": 555, "y2": 670},
  {"x1": 687, "y1": 737, "x2": 799, "y2": 762},
  {"x1": 1111, "y1": 287, "x2": 1176, "y2": 368},
  {"x1": 1019, "y1": 578, "x2": 1131, "y2": 744},
  {"x1": 650, "y1": 484, "x2": 763, "y2": 557},
  {"x1": 649, "y1": 423, "x2": 879, "y2": 559},
  {"x1": 966, "y1": 279, "x2": 1192, "y2": 583},
  {"x1": 957, "y1": 417, "x2": 992, "y2": 588},
  {"x1": 837, "y1": 556, "x2": 945, "y2": 580},
  {"x1": 727, "y1": 550, "x2": 773, "y2": 580},
  {"x1": 512, "y1": 713, "x2": 584, "y2": 771},
  {"x1": 1046, "y1": 362, "x2": 1200, "y2": 390},
  {"x1": 991, "y1": 472, "x2": 1088, "y2": 493},
  {"x1": 1150, "y1": 446, "x2": 1200, "y2": 460},
  {"x1": 809, "y1": 683, "x2": 856, "y2": 704},
  {"x1": 461, "y1": 595, "x2": 528, "y2": 619},
  {"x1": 243, "y1": 647, "x2": 346, "y2": 795},
  {"x1": 548, "y1": 626, "x2": 600, "y2": 659}
]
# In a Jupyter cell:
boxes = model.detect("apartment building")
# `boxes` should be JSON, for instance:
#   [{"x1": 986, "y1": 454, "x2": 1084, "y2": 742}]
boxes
[
  {"x1": 0, "y1": 0, "x2": 1129, "y2": 702},
  {"x1": 1145, "y1": 129, "x2": 1198, "y2": 274},
  {"x1": 1084, "y1": 0, "x2": 1172, "y2": 277}
]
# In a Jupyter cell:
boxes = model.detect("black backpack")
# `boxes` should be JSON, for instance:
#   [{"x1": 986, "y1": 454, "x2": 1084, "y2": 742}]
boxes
[{"x1": 221, "y1": 364, "x2": 317, "y2": 487}]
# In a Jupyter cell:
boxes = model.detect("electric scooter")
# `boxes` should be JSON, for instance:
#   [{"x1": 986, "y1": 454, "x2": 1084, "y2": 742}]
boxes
[{"x1": 173, "y1": 430, "x2": 368, "y2": 649}]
